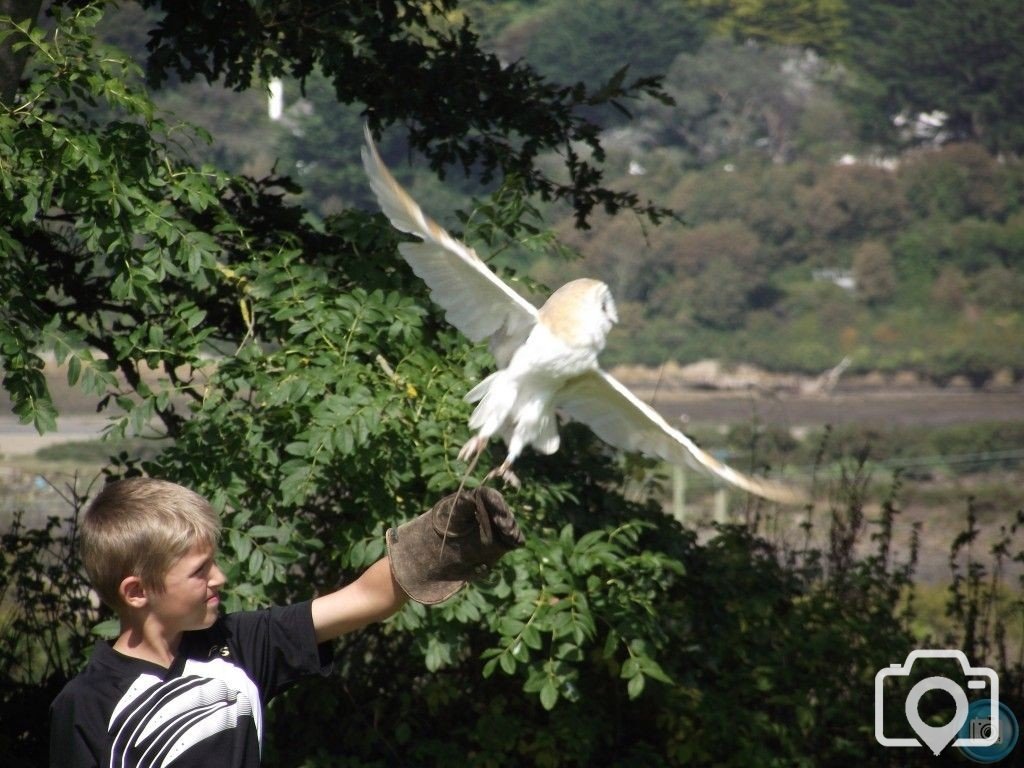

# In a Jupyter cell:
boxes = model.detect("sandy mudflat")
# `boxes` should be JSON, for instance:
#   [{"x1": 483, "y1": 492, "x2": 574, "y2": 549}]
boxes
[
  {"x1": 3, "y1": 382, "x2": 1024, "y2": 460},
  {"x1": 0, "y1": 417, "x2": 108, "y2": 457}
]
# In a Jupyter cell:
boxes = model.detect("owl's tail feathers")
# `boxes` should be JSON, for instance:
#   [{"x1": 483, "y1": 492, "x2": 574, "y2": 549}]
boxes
[
  {"x1": 466, "y1": 371, "x2": 517, "y2": 438},
  {"x1": 532, "y1": 415, "x2": 560, "y2": 455},
  {"x1": 464, "y1": 372, "x2": 497, "y2": 404}
]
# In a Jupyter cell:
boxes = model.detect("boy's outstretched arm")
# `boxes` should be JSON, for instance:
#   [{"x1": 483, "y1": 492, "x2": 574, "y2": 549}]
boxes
[
  {"x1": 311, "y1": 488, "x2": 523, "y2": 643},
  {"x1": 311, "y1": 556, "x2": 406, "y2": 642}
]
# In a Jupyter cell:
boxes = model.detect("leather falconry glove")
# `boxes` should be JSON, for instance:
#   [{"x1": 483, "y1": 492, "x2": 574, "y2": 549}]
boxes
[{"x1": 386, "y1": 487, "x2": 524, "y2": 604}]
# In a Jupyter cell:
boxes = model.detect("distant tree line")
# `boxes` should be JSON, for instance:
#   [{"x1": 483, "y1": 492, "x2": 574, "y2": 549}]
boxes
[{"x1": 232, "y1": 0, "x2": 1024, "y2": 380}]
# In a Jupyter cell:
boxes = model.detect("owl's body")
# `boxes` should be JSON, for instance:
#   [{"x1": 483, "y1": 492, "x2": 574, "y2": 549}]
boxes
[
  {"x1": 463, "y1": 278, "x2": 617, "y2": 477},
  {"x1": 362, "y1": 127, "x2": 805, "y2": 503}
]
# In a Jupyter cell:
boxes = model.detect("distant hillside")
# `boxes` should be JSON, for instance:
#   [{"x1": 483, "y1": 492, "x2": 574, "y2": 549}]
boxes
[{"x1": 92, "y1": 1, "x2": 1024, "y2": 383}]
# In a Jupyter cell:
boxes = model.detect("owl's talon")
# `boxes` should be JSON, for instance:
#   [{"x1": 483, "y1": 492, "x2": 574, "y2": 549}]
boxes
[
  {"x1": 458, "y1": 435, "x2": 487, "y2": 463},
  {"x1": 484, "y1": 464, "x2": 520, "y2": 489}
]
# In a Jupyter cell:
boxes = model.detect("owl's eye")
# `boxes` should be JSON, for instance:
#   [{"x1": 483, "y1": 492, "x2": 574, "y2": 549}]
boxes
[{"x1": 599, "y1": 290, "x2": 618, "y2": 323}]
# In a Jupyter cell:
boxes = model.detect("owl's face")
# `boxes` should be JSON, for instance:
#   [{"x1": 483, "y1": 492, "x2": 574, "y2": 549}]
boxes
[
  {"x1": 539, "y1": 278, "x2": 618, "y2": 350},
  {"x1": 597, "y1": 282, "x2": 619, "y2": 326},
  {"x1": 588, "y1": 282, "x2": 618, "y2": 346}
]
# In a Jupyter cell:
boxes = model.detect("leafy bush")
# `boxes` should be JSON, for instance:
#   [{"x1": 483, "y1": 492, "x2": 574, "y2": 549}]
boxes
[
  {"x1": 899, "y1": 144, "x2": 1009, "y2": 221},
  {"x1": 7, "y1": 451, "x2": 1022, "y2": 766},
  {"x1": 1, "y1": 488, "x2": 106, "y2": 766}
]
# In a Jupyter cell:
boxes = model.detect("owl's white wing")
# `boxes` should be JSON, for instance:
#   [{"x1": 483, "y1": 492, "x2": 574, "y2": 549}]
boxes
[
  {"x1": 362, "y1": 126, "x2": 538, "y2": 366},
  {"x1": 557, "y1": 369, "x2": 807, "y2": 505}
]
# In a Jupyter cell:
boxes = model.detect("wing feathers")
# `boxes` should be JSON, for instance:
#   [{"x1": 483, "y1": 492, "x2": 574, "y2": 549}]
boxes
[
  {"x1": 362, "y1": 126, "x2": 538, "y2": 365},
  {"x1": 557, "y1": 370, "x2": 807, "y2": 505}
]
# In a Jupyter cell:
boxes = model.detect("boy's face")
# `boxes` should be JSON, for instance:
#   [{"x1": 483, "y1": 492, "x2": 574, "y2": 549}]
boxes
[{"x1": 147, "y1": 543, "x2": 226, "y2": 634}]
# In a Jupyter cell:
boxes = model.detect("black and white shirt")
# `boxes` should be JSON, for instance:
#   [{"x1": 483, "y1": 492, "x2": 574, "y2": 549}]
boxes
[{"x1": 50, "y1": 600, "x2": 332, "y2": 768}]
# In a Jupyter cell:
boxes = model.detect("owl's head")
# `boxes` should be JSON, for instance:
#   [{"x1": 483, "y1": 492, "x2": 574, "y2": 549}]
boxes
[{"x1": 539, "y1": 278, "x2": 618, "y2": 349}]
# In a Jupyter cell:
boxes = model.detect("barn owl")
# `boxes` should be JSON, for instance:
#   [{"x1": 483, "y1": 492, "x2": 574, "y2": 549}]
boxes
[{"x1": 362, "y1": 127, "x2": 804, "y2": 504}]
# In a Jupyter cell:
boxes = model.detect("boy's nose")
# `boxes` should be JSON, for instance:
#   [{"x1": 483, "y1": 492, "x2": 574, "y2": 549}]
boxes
[{"x1": 209, "y1": 562, "x2": 227, "y2": 588}]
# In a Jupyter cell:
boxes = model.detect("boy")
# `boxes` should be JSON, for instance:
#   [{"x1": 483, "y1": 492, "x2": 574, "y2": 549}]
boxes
[{"x1": 50, "y1": 477, "x2": 523, "y2": 767}]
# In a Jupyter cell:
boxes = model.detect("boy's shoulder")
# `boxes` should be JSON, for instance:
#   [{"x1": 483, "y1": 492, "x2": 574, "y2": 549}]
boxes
[
  {"x1": 50, "y1": 647, "x2": 103, "y2": 715},
  {"x1": 183, "y1": 599, "x2": 322, "y2": 665},
  {"x1": 54, "y1": 638, "x2": 156, "y2": 706},
  {"x1": 49, "y1": 639, "x2": 172, "y2": 766}
]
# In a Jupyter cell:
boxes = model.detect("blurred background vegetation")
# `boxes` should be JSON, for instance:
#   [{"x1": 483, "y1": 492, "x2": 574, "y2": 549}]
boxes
[{"x1": 98, "y1": 0, "x2": 1024, "y2": 381}]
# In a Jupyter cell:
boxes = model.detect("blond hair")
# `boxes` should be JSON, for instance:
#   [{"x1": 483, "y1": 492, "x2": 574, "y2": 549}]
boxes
[{"x1": 80, "y1": 477, "x2": 221, "y2": 609}]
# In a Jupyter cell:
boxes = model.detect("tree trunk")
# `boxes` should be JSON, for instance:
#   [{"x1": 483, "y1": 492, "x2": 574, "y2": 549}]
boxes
[{"x1": 0, "y1": 0, "x2": 44, "y2": 104}]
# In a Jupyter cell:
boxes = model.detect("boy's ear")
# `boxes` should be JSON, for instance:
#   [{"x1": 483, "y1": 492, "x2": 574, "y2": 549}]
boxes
[{"x1": 118, "y1": 575, "x2": 148, "y2": 609}]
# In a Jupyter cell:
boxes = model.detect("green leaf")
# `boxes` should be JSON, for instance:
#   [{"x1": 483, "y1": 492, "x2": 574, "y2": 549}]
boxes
[
  {"x1": 247, "y1": 525, "x2": 280, "y2": 539},
  {"x1": 627, "y1": 673, "x2": 645, "y2": 699},
  {"x1": 260, "y1": 557, "x2": 275, "y2": 585},
  {"x1": 66, "y1": 355, "x2": 81, "y2": 386},
  {"x1": 21, "y1": 194, "x2": 37, "y2": 223},
  {"x1": 229, "y1": 529, "x2": 252, "y2": 562},
  {"x1": 482, "y1": 657, "x2": 499, "y2": 679},
  {"x1": 639, "y1": 656, "x2": 673, "y2": 685},
  {"x1": 498, "y1": 617, "x2": 525, "y2": 637},
  {"x1": 498, "y1": 652, "x2": 516, "y2": 676},
  {"x1": 539, "y1": 680, "x2": 559, "y2": 710},
  {"x1": 247, "y1": 548, "x2": 265, "y2": 578},
  {"x1": 521, "y1": 623, "x2": 543, "y2": 650},
  {"x1": 91, "y1": 619, "x2": 120, "y2": 639},
  {"x1": 621, "y1": 657, "x2": 640, "y2": 679},
  {"x1": 31, "y1": 397, "x2": 58, "y2": 434}
]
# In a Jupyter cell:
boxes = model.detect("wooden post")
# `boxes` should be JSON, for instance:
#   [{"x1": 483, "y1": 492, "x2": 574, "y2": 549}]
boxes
[
  {"x1": 671, "y1": 464, "x2": 686, "y2": 523},
  {"x1": 714, "y1": 487, "x2": 728, "y2": 524}
]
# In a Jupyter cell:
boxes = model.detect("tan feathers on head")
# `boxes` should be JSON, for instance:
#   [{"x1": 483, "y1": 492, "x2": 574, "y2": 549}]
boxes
[{"x1": 537, "y1": 278, "x2": 617, "y2": 349}]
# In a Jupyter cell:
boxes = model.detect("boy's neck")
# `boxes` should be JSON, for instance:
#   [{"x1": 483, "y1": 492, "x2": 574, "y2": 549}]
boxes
[{"x1": 113, "y1": 617, "x2": 184, "y2": 669}]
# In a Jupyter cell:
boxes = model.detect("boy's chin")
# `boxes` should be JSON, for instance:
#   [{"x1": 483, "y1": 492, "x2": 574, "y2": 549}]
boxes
[{"x1": 192, "y1": 606, "x2": 221, "y2": 630}]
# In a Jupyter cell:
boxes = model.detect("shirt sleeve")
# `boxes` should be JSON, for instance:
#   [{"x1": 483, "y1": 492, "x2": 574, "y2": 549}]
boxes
[
  {"x1": 221, "y1": 600, "x2": 333, "y2": 700},
  {"x1": 49, "y1": 684, "x2": 103, "y2": 768}
]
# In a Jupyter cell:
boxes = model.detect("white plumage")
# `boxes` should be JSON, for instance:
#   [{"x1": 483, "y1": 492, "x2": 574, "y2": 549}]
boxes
[{"x1": 362, "y1": 126, "x2": 804, "y2": 504}]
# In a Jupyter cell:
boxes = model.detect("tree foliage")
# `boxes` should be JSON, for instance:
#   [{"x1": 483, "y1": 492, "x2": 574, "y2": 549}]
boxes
[
  {"x1": 1, "y1": 3, "x2": 232, "y2": 435},
  {"x1": 0, "y1": 0, "x2": 43, "y2": 102},
  {"x1": 495, "y1": 0, "x2": 709, "y2": 105},
  {"x1": 840, "y1": 0, "x2": 1024, "y2": 154},
  {"x1": 686, "y1": 0, "x2": 1024, "y2": 155},
  {"x1": 695, "y1": 0, "x2": 849, "y2": 54},
  {"x1": 130, "y1": 0, "x2": 672, "y2": 227},
  {"x1": 852, "y1": 240, "x2": 896, "y2": 305},
  {"x1": 32, "y1": 2, "x2": 1020, "y2": 384},
  {"x1": 653, "y1": 38, "x2": 836, "y2": 164},
  {"x1": 564, "y1": 143, "x2": 1024, "y2": 377}
]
